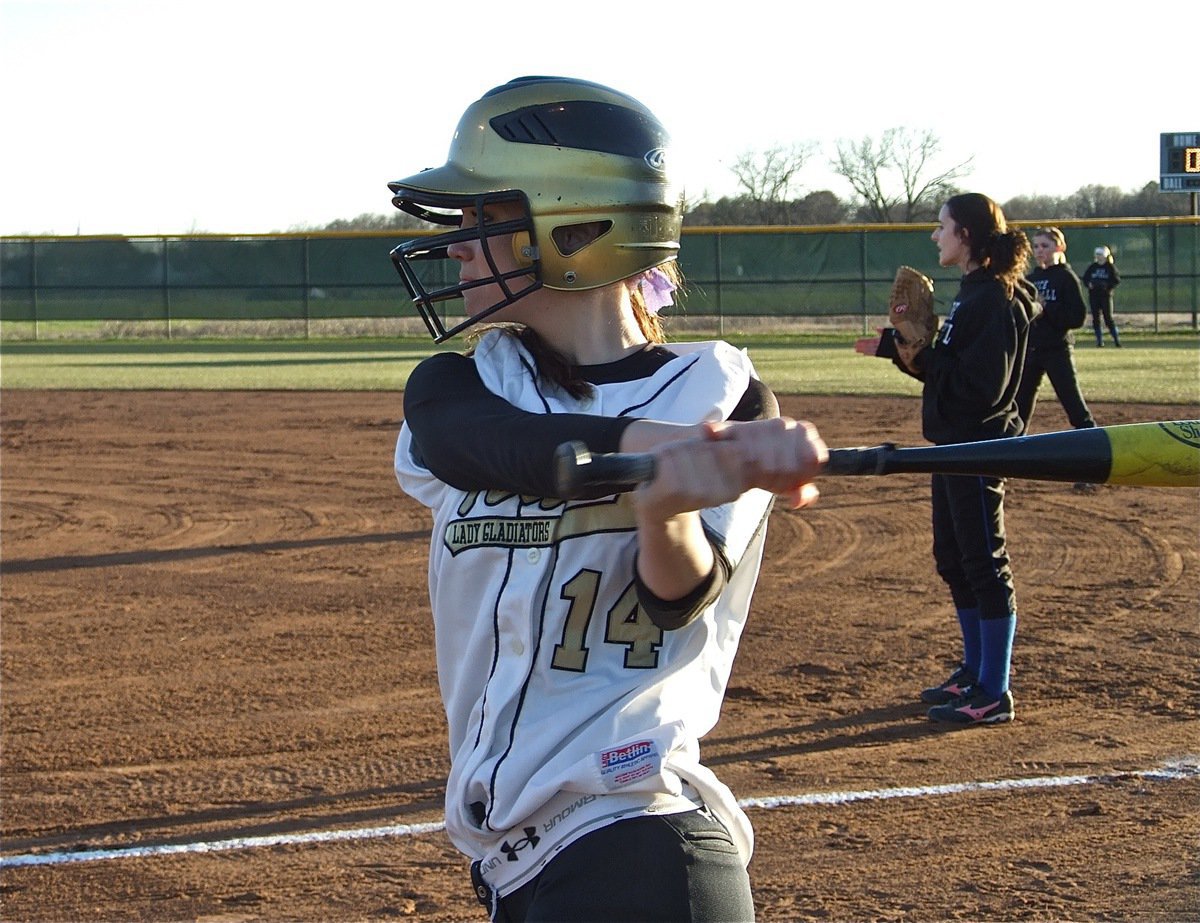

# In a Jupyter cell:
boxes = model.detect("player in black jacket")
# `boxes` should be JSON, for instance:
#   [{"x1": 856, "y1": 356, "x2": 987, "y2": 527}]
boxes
[
  {"x1": 1016, "y1": 227, "x2": 1096, "y2": 434},
  {"x1": 856, "y1": 192, "x2": 1036, "y2": 726},
  {"x1": 1081, "y1": 245, "x2": 1122, "y2": 347}
]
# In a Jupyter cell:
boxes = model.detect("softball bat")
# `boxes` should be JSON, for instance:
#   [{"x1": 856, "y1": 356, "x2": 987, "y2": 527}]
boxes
[{"x1": 554, "y1": 421, "x2": 1200, "y2": 499}]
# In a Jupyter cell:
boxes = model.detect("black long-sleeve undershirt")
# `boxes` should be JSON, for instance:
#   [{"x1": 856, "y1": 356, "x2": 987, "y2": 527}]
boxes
[
  {"x1": 402, "y1": 345, "x2": 776, "y2": 497},
  {"x1": 402, "y1": 342, "x2": 777, "y2": 628}
]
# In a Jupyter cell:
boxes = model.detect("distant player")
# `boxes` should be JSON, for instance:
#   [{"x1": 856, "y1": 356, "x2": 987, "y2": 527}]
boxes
[
  {"x1": 1081, "y1": 245, "x2": 1122, "y2": 347},
  {"x1": 1017, "y1": 226, "x2": 1096, "y2": 433},
  {"x1": 388, "y1": 76, "x2": 826, "y2": 922}
]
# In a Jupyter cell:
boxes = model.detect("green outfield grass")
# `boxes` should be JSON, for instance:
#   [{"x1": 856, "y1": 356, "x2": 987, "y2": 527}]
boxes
[{"x1": 1, "y1": 334, "x2": 1197, "y2": 404}]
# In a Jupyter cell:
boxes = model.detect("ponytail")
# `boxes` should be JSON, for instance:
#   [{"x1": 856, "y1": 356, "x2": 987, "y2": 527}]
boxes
[
  {"x1": 982, "y1": 228, "x2": 1032, "y2": 295},
  {"x1": 944, "y1": 192, "x2": 1031, "y2": 295}
]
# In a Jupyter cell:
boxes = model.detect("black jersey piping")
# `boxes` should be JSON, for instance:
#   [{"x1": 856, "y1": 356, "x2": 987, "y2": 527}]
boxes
[
  {"x1": 484, "y1": 496, "x2": 558, "y2": 831},
  {"x1": 519, "y1": 351, "x2": 554, "y2": 414},
  {"x1": 614, "y1": 353, "x2": 701, "y2": 417},
  {"x1": 474, "y1": 549, "x2": 516, "y2": 754}
]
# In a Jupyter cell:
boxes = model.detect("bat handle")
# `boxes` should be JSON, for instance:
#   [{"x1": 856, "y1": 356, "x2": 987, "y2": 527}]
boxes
[
  {"x1": 554, "y1": 441, "x2": 903, "y2": 498},
  {"x1": 824, "y1": 444, "x2": 896, "y2": 476},
  {"x1": 554, "y1": 441, "x2": 657, "y2": 499}
]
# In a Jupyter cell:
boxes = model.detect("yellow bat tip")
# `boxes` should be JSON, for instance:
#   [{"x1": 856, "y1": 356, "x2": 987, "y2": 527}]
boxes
[{"x1": 1107, "y1": 421, "x2": 1200, "y2": 487}]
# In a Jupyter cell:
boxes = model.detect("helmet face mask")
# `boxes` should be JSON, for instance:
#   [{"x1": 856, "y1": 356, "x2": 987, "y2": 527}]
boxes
[
  {"x1": 389, "y1": 190, "x2": 542, "y2": 342},
  {"x1": 388, "y1": 76, "x2": 681, "y2": 342}
]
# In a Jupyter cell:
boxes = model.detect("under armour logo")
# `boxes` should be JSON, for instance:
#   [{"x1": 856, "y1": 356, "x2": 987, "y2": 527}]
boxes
[{"x1": 501, "y1": 827, "x2": 541, "y2": 861}]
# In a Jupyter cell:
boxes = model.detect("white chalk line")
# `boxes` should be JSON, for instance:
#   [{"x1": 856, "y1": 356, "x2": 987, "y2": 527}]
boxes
[{"x1": 4, "y1": 757, "x2": 1197, "y2": 870}]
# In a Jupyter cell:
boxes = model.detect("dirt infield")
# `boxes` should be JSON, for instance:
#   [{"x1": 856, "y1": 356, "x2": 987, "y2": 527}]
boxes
[{"x1": 2, "y1": 389, "x2": 1197, "y2": 922}]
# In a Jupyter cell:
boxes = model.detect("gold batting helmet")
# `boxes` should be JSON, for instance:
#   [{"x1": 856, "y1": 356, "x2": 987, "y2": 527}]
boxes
[{"x1": 388, "y1": 75, "x2": 681, "y2": 341}]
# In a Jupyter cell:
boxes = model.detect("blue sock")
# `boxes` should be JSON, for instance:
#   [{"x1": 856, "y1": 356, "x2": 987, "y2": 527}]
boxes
[
  {"x1": 956, "y1": 607, "x2": 982, "y2": 676},
  {"x1": 978, "y1": 613, "x2": 1017, "y2": 696}
]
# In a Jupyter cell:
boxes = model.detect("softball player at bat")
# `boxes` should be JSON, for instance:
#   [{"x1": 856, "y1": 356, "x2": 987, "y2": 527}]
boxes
[
  {"x1": 388, "y1": 76, "x2": 826, "y2": 922},
  {"x1": 856, "y1": 193, "x2": 1037, "y2": 726}
]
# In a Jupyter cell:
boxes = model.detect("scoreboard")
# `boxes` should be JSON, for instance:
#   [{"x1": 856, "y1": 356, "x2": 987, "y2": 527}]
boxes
[{"x1": 1160, "y1": 132, "x2": 1200, "y2": 192}]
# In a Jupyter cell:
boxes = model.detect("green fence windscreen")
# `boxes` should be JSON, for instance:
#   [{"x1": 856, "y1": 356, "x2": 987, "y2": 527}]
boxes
[{"x1": 3, "y1": 220, "x2": 1196, "y2": 331}]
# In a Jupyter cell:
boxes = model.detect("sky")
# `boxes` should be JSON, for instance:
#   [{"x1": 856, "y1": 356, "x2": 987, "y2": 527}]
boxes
[{"x1": 1, "y1": 0, "x2": 1193, "y2": 236}]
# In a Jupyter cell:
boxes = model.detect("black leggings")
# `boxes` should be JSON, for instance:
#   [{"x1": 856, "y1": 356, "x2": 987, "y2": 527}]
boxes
[
  {"x1": 490, "y1": 808, "x2": 755, "y2": 922},
  {"x1": 931, "y1": 472, "x2": 1015, "y2": 620},
  {"x1": 1090, "y1": 297, "x2": 1120, "y2": 345},
  {"x1": 1015, "y1": 344, "x2": 1095, "y2": 433}
]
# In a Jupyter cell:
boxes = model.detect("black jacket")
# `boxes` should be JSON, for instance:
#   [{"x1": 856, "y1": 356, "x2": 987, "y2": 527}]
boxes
[
  {"x1": 894, "y1": 270, "x2": 1038, "y2": 445},
  {"x1": 1027, "y1": 262, "x2": 1087, "y2": 348},
  {"x1": 1081, "y1": 261, "x2": 1121, "y2": 305}
]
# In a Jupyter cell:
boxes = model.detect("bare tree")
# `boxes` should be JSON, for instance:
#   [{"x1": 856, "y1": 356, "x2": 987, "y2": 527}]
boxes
[
  {"x1": 1001, "y1": 193, "x2": 1074, "y2": 221},
  {"x1": 830, "y1": 134, "x2": 890, "y2": 222},
  {"x1": 1123, "y1": 181, "x2": 1193, "y2": 217},
  {"x1": 285, "y1": 211, "x2": 431, "y2": 233},
  {"x1": 1071, "y1": 184, "x2": 1129, "y2": 219},
  {"x1": 831, "y1": 128, "x2": 973, "y2": 222},
  {"x1": 729, "y1": 143, "x2": 818, "y2": 224},
  {"x1": 1005, "y1": 182, "x2": 1193, "y2": 221}
]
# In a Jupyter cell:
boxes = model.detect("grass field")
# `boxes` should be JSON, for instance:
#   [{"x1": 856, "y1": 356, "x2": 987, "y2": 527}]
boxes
[{"x1": 1, "y1": 333, "x2": 1197, "y2": 403}]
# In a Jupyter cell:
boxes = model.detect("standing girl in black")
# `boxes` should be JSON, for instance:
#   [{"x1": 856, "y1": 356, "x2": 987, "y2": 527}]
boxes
[
  {"x1": 856, "y1": 192, "x2": 1037, "y2": 725},
  {"x1": 1082, "y1": 245, "x2": 1122, "y2": 347},
  {"x1": 1016, "y1": 227, "x2": 1095, "y2": 433}
]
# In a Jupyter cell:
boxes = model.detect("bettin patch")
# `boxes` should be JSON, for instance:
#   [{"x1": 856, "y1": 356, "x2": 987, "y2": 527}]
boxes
[{"x1": 599, "y1": 739, "x2": 658, "y2": 789}]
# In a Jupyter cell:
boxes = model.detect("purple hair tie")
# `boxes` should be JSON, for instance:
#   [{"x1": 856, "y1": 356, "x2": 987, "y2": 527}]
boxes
[{"x1": 637, "y1": 267, "x2": 676, "y2": 315}]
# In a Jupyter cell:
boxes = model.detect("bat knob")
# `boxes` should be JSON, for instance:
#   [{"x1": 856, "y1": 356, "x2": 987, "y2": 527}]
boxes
[
  {"x1": 553, "y1": 441, "x2": 657, "y2": 499},
  {"x1": 554, "y1": 441, "x2": 592, "y2": 498}
]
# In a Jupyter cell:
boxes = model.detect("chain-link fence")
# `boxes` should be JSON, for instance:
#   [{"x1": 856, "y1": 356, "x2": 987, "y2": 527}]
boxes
[{"x1": 2, "y1": 218, "x2": 1196, "y2": 338}]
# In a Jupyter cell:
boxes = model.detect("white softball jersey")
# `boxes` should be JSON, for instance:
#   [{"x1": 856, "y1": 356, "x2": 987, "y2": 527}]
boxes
[{"x1": 395, "y1": 330, "x2": 775, "y2": 897}]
